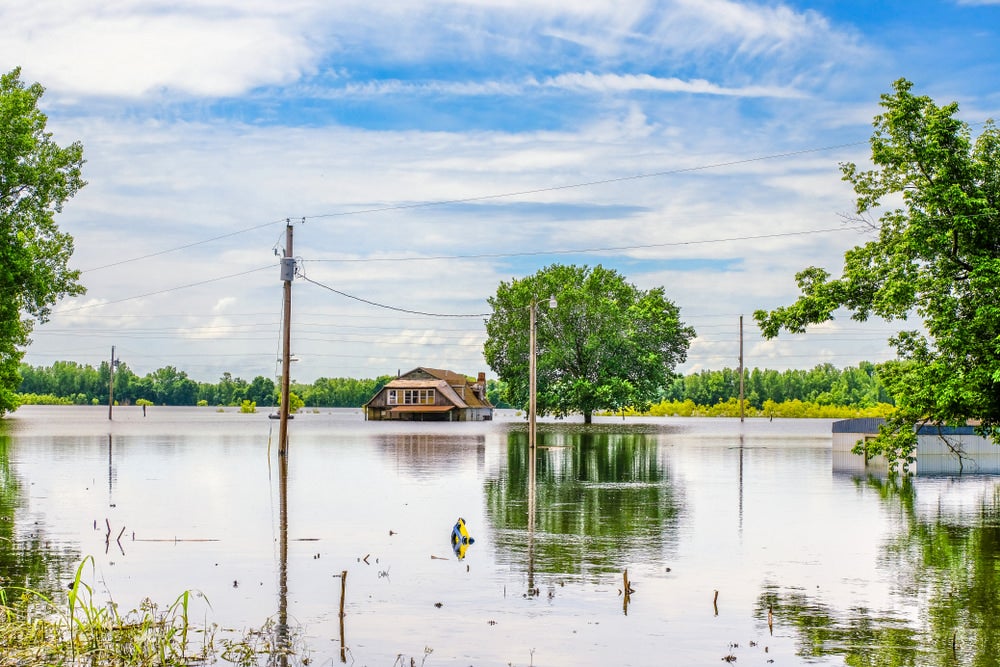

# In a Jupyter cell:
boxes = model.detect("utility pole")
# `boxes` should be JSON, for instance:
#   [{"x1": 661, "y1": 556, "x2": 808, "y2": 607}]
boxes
[
  {"x1": 108, "y1": 345, "x2": 116, "y2": 420},
  {"x1": 278, "y1": 221, "x2": 294, "y2": 457},
  {"x1": 528, "y1": 296, "x2": 556, "y2": 449},
  {"x1": 739, "y1": 315, "x2": 745, "y2": 423},
  {"x1": 528, "y1": 299, "x2": 537, "y2": 450}
]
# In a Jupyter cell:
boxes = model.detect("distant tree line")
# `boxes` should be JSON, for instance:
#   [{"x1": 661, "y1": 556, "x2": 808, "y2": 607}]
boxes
[
  {"x1": 17, "y1": 361, "x2": 892, "y2": 410},
  {"x1": 660, "y1": 362, "x2": 893, "y2": 409},
  {"x1": 18, "y1": 362, "x2": 278, "y2": 407},
  {"x1": 16, "y1": 361, "x2": 401, "y2": 408}
]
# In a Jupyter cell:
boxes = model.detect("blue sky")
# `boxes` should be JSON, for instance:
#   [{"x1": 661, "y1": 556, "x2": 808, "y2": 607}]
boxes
[{"x1": 3, "y1": 0, "x2": 1000, "y2": 383}]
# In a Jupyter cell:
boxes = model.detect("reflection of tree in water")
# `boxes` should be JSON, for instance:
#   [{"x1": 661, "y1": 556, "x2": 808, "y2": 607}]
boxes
[
  {"x1": 0, "y1": 435, "x2": 78, "y2": 596},
  {"x1": 485, "y1": 429, "x2": 683, "y2": 579},
  {"x1": 756, "y1": 583, "x2": 921, "y2": 666},
  {"x1": 758, "y1": 475, "x2": 1000, "y2": 666}
]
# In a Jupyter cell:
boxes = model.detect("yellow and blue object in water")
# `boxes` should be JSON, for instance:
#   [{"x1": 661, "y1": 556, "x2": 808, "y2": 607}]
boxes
[{"x1": 451, "y1": 517, "x2": 475, "y2": 559}]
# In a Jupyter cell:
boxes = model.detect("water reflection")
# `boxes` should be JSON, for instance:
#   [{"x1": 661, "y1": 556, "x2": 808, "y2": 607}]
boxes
[
  {"x1": 486, "y1": 429, "x2": 683, "y2": 583},
  {"x1": 374, "y1": 433, "x2": 486, "y2": 478},
  {"x1": 272, "y1": 442, "x2": 290, "y2": 667},
  {"x1": 760, "y1": 474, "x2": 1000, "y2": 666},
  {"x1": 0, "y1": 434, "x2": 78, "y2": 596}
]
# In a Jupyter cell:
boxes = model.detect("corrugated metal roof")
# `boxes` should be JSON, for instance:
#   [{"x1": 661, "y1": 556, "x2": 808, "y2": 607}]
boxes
[
  {"x1": 833, "y1": 418, "x2": 983, "y2": 436},
  {"x1": 832, "y1": 418, "x2": 886, "y2": 434}
]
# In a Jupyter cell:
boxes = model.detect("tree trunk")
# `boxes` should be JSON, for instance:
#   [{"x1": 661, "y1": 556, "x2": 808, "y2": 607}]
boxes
[{"x1": 583, "y1": 411, "x2": 593, "y2": 424}]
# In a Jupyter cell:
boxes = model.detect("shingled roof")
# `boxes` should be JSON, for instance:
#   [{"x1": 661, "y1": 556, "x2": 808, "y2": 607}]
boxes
[{"x1": 381, "y1": 367, "x2": 492, "y2": 409}]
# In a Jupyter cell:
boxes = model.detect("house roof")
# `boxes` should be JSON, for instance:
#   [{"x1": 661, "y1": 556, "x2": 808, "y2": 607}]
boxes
[
  {"x1": 365, "y1": 367, "x2": 493, "y2": 409},
  {"x1": 381, "y1": 379, "x2": 469, "y2": 408},
  {"x1": 418, "y1": 367, "x2": 471, "y2": 384}
]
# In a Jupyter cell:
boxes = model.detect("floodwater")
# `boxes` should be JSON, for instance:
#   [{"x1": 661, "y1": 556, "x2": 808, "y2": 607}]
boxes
[{"x1": 2, "y1": 406, "x2": 1000, "y2": 666}]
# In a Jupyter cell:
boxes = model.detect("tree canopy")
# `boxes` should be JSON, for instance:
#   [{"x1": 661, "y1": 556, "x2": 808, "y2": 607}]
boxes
[
  {"x1": 0, "y1": 67, "x2": 85, "y2": 416},
  {"x1": 755, "y1": 79, "x2": 1000, "y2": 468},
  {"x1": 484, "y1": 264, "x2": 695, "y2": 423}
]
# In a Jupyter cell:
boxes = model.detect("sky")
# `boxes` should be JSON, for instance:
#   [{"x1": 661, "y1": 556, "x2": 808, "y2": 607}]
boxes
[{"x1": 4, "y1": 0, "x2": 1000, "y2": 384}]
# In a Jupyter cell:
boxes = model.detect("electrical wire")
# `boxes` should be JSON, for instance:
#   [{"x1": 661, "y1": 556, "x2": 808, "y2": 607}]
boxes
[
  {"x1": 65, "y1": 142, "x2": 869, "y2": 276},
  {"x1": 299, "y1": 143, "x2": 866, "y2": 222},
  {"x1": 53, "y1": 265, "x2": 276, "y2": 314},
  {"x1": 299, "y1": 274, "x2": 491, "y2": 318},
  {"x1": 80, "y1": 220, "x2": 289, "y2": 273},
  {"x1": 301, "y1": 225, "x2": 867, "y2": 264}
]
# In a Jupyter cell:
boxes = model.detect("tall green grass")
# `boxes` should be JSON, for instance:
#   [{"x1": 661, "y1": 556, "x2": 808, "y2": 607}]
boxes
[{"x1": 0, "y1": 557, "x2": 306, "y2": 665}]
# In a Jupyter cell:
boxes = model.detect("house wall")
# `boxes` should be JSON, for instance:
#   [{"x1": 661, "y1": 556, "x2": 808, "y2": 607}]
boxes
[
  {"x1": 831, "y1": 418, "x2": 1000, "y2": 474},
  {"x1": 832, "y1": 431, "x2": 891, "y2": 474},
  {"x1": 915, "y1": 429, "x2": 1000, "y2": 473}
]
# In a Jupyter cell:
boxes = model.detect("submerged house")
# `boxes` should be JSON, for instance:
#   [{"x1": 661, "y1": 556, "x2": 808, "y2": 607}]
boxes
[
  {"x1": 364, "y1": 367, "x2": 494, "y2": 422},
  {"x1": 833, "y1": 418, "x2": 1000, "y2": 474}
]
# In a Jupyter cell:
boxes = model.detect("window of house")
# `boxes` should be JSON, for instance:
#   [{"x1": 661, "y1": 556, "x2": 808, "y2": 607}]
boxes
[
  {"x1": 387, "y1": 389, "x2": 397, "y2": 405},
  {"x1": 402, "y1": 389, "x2": 435, "y2": 405}
]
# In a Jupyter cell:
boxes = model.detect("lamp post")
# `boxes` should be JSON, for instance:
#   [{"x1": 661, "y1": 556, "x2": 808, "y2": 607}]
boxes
[{"x1": 528, "y1": 296, "x2": 557, "y2": 450}]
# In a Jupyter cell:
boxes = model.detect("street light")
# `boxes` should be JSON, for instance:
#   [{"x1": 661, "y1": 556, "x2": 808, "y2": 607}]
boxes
[{"x1": 529, "y1": 295, "x2": 557, "y2": 450}]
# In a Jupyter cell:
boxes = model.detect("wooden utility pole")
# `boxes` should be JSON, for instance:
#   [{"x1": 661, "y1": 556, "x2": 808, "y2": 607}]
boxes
[
  {"x1": 278, "y1": 222, "x2": 294, "y2": 457},
  {"x1": 528, "y1": 298, "x2": 537, "y2": 450},
  {"x1": 108, "y1": 345, "x2": 115, "y2": 420},
  {"x1": 738, "y1": 315, "x2": 745, "y2": 422}
]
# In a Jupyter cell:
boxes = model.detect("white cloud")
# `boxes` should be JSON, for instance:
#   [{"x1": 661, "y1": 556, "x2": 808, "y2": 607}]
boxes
[
  {"x1": 2, "y1": 1, "x2": 322, "y2": 98},
  {"x1": 3, "y1": 0, "x2": 859, "y2": 101}
]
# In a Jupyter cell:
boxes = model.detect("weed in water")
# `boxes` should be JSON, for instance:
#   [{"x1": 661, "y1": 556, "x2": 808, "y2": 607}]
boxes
[{"x1": 0, "y1": 557, "x2": 309, "y2": 666}]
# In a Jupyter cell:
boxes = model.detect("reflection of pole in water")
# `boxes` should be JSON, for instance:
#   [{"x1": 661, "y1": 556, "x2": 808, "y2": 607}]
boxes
[
  {"x1": 107, "y1": 433, "x2": 113, "y2": 505},
  {"x1": 272, "y1": 448, "x2": 290, "y2": 667},
  {"x1": 527, "y1": 443, "x2": 537, "y2": 595},
  {"x1": 738, "y1": 431, "x2": 744, "y2": 535}
]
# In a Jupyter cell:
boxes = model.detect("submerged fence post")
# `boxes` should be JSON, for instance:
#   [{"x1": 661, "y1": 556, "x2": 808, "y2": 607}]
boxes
[{"x1": 339, "y1": 569, "x2": 348, "y2": 663}]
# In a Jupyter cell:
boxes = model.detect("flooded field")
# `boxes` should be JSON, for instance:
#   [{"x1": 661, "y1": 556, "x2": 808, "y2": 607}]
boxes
[{"x1": 2, "y1": 406, "x2": 999, "y2": 666}]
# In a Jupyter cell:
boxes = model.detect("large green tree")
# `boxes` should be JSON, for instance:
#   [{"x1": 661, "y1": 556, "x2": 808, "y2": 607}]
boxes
[
  {"x1": 484, "y1": 264, "x2": 695, "y2": 423},
  {"x1": 1, "y1": 68, "x2": 85, "y2": 416},
  {"x1": 755, "y1": 79, "x2": 1000, "y2": 467}
]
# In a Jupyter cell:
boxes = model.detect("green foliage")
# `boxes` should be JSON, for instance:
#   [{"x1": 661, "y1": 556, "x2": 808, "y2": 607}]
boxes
[
  {"x1": 13, "y1": 392, "x2": 70, "y2": 405},
  {"x1": 239, "y1": 399, "x2": 256, "y2": 414},
  {"x1": 486, "y1": 378, "x2": 511, "y2": 408},
  {"x1": 644, "y1": 397, "x2": 894, "y2": 419},
  {"x1": 293, "y1": 375, "x2": 391, "y2": 407},
  {"x1": 661, "y1": 363, "x2": 892, "y2": 408},
  {"x1": 285, "y1": 391, "x2": 304, "y2": 414},
  {"x1": 18, "y1": 363, "x2": 280, "y2": 407},
  {"x1": 18, "y1": 359, "x2": 902, "y2": 413},
  {"x1": 196, "y1": 399, "x2": 208, "y2": 407},
  {"x1": 755, "y1": 79, "x2": 1000, "y2": 466},
  {"x1": 0, "y1": 68, "x2": 86, "y2": 417},
  {"x1": 484, "y1": 264, "x2": 695, "y2": 423}
]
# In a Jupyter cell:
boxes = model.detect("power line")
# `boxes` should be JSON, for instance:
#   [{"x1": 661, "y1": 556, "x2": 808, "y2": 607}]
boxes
[
  {"x1": 68, "y1": 142, "x2": 866, "y2": 275},
  {"x1": 53, "y1": 265, "x2": 276, "y2": 314},
  {"x1": 300, "y1": 275, "x2": 491, "y2": 318},
  {"x1": 301, "y1": 225, "x2": 866, "y2": 264},
  {"x1": 80, "y1": 220, "x2": 289, "y2": 273},
  {"x1": 299, "y1": 143, "x2": 865, "y2": 222}
]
